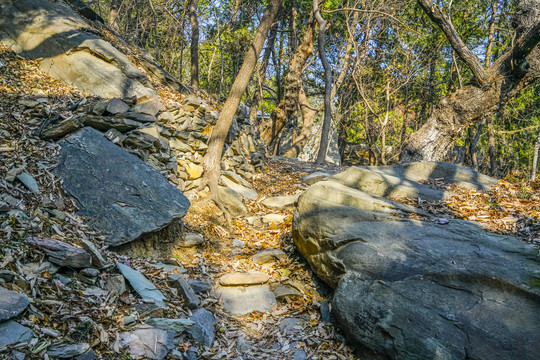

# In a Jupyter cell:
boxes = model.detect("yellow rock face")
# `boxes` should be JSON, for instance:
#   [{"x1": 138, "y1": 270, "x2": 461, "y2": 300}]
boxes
[{"x1": 179, "y1": 160, "x2": 203, "y2": 180}]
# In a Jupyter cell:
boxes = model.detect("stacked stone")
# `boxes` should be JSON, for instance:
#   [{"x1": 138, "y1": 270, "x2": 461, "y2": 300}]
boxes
[{"x1": 41, "y1": 94, "x2": 265, "y2": 194}]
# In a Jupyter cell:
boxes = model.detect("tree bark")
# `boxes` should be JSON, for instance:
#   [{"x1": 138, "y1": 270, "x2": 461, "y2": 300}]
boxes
[
  {"x1": 189, "y1": 0, "x2": 199, "y2": 89},
  {"x1": 314, "y1": 0, "x2": 333, "y2": 164},
  {"x1": 531, "y1": 132, "x2": 540, "y2": 182},
  {"x1": 283, "y1": 85, "x2": 318, "y2": 157},
  {"x1": 400, "y1": 0, "x2": 540, "y2": 163},
  {"x1": 109, "y1": 0, "x2": 123, "y2": 32},
  {"x1": 260, "y1": 12, "x2": 316, "y2": 147},
  {"x1": 200, "y1": 0, "x2": 282, "y2": 206}
]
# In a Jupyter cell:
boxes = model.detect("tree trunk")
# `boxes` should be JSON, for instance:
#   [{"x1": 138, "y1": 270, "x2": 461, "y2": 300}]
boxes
[
  {"x1": 109, "y1": 0, "x2": 123, "y2": 32},
  {"x1": 260, "y1": 12, "x2": 316, "y2": 146},
  {"x1": 400, "y1": 0, "x2": 540, "y2": 163},
  {"x1": 284, "y1": 85, "x2": 318, "y2": 157},
  {"x1": 531, "y1": 132, "x2": 540, "y2": 182},
  {"x1": 249, "y1": 22, "x2": 279, "y2": 124},
  {"x1": 314, "y1": 0, "x2": 333, "y2": 164},
  {"x1": 189, "y1": 0, "x2": 199, "y2": 89},
  {"x1": 200, "y1": 0, "x2": 281, "y2": 203}
]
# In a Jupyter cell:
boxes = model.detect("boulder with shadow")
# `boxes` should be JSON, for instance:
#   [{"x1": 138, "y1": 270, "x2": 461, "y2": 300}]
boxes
[{"x1": 292, "y1": 161, "x2": 540, "y2": 359}]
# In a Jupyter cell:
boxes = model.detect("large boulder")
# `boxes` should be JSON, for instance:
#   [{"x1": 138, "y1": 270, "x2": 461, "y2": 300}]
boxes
[
  {"x1": 292, "y1": 162, "x2": 540, "y2": 359},
  {"x1": 54, "y1": 127, "x2": 190, "y2": 246},
  {"x1": 0, "y1": 0, "x2": 157, "y2": 99}
]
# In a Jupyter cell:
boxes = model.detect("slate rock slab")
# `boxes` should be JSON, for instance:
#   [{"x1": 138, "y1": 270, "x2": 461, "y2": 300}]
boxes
[
  {"x1": 168, "y1": 274, "x2": 200, "y2": 309},
  {"x1": 0, "y1": 287, "x2": 30, "y2": 322},
  {"x1": 188, "y1": 308, "x2": 216, "y2": 348},
  {"x1": 292, "y1": 161, "x2": 540, "y2": 359},
  {"x1": 47, "y1": 343, "x2": 90, "y2": 358},
  {"x1": 117, "y1": 262, "x2": 168, "y2": 307},
  {"x1": 27, "y1": 237, "x2": 91, "y2": 268},
  {"x1": 145, "y1": 318, "x2": 195, "y2": 334},
  {"x1": 215, "y1": 285, "x2": 276, "y2": 316},
  {"x1": 0, "y1": 321, "x2": 33, "y2": 346},
  {"x1": 120, "y1": 326, "x2": 174, "y2": 360},
  {"x1": 54, "y1": 128, "x2": 190, "y2": 246}
]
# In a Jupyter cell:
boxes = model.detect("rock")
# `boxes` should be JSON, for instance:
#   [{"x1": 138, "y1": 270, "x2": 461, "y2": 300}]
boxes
[
  {"x1": 145, "y1": 318, "x2": 195, "y2": 334},
  {"x1": 301, "y1": 171, "x2": 330, "y2": 185},
  {"x1": 261, "y1": 213, "x2": 287, "y2": 225},
  {"x1": 271, "y1": 285, "x2": 302, "y2": 300},
  {"x1": 261, "y1": 194, "x2": 299, "y2": 210},
  {"x1": 16, "y1": 172, "x2": 40, "y2": 194},
  {"x1": 188, "y1": 308, "x2": 216, "y2": 348},
  {"x1": 179, "y1": 160, "x2": 204, "y2": 180},
  {"x1": 0, "y1": 321, "x2": 33, "y2": 346},
  {"x1": 0, "y1": 0, "x2": 157, "y2": 99},
  {"x1": 133, "y1": 98, "x2": 164, "y2": 116},
  {"x1": 221, "y1": 176, "x2": 258, "y2": 200},
  {"x1": 293, "y1": 349, "x2": 308, "y2": 360},
  {"x1": 74, "y1": 349, "x2": 97, "y2": 360},
  {"x1": 27, "y1": 237, "x2": 92, "y2": 268},
  {"x1": 319, "y1": 300, "x2": 331, "y2": 322},
  {"x1": 179, "y1": 233, "x2": 204, "y2": 248},
  {"x1": 218, "y1": 187, "x2": 249, "y2": 216},
  {"x1": 120, "y1": 111, "x2": 157, "y2": 123},
  {"x1": 279, "y1": 318, "x2": 306, "y2": 335},
  {"x1": 123, "y1": 316, "x2": 136, "y2": 326},
  {"x1": 221, "y1": 171, "x2": 252, "y2": 189},
  {"x1": 219, "y1": 272, "x2": 269, "y2": 286},
  {"x1": 215, "y1": 285, "x2": 276, "y2": 316},
  {"x1": 79, "y1": 238, "x2": 110, "y2": 269},
  {"x1": 169, "y1": 138, "x2": 193, "y2": 152},
  {"x1": 80, "y1": 268, "x2": 99, "y2": 278},
  {"x1": 5, "y1": 166, "x2": 25, "y2": 182},
  {"x1": 117, "y1": 262, "x2": 168, "y2": 307},
  {"x1": 134, "y1": 303, "x2": 164, "y2": 318},
  {"x1": 236, "y1": 336, "x2": 252, "y2": 353},
  {"x1": 168, "y1": 274, "x2": 200, "y2": 309},
  {"x1": 47, "y1": 343, "x2": 90, "y2": 358},
  {"x1": 120, "y1": 326, "x2": 174, "y2": 360},
  {"x1": 106, "y1": 98, "x2": 130, "y2": 114},
  {"x1": 54, "y1": 128, "x2": 190, "y2": 246},
  {"x1": 188, "y1": 279, "x2": 212, "y2": 294},
  {"x1": 232, "y1": 238, "x2": 246, "y2": 248},
  {"x1": 252, "y1": 248, "x2": 287, "y2": 264},
  {"x1": 151, "y1": 263, "x2": 187, "y2": 274},
  {"x1": 0, "y1": 270, "x2": 15, "y2": 282},
  {"x1": 104, "y1": 275, "x2": 127, "y2": 294},
  {"x1": 292, "y1": 162, "x2": 540, "y2": 359},
  {"x1": 11, "y1": 350, "x2": 26, "y2": 360}
]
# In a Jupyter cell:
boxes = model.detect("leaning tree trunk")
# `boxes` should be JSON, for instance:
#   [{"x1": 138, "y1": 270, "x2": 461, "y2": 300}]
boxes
[
  {"x1": 531, "y1": 132, "x2": 540, "y2": 183},
  {"x1": 314, "y1": 0, "x2": 333, "y2": 164},
  {"x1": 200, "y1": 0, "x2": 281, "y2": 206},
  {"x1": 189, "y1": 0, "x2": 199, "y2": 89},
  {"x1": 284, "y1": 85, "x2": 318, "y2": 157},
  {"x1": 400, "y1": 0, "x2": 540, "y2": 163}
]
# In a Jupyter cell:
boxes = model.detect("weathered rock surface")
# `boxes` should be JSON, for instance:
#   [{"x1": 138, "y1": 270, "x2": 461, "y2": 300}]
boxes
[
  {"x1": 188, "y1": 308, "x2": 216, "y2": 348},
  {"x1": 219, "y1": 272, "x2": 269, "y2": 286},
  {"x1": 252, "y1": 248, "x2": 287, "y2": 264},
  {"x1": 27, "y1": 237, "x2": 92, "y2": 268},
  {"x1": 54, "y1": 128, "x2": 190, "y2": 246},
  {"x1": 0, "y1": 0, "x2": 158, "y2": 99},
  {"x1": 145, "y1": 318, "x2": 194, "y2": 334},
  {"x1": 47, "y1": 343, "x2": 90, "y2": 358},
  {"x1": 215, "y1": 285, "x2": 276, "y2": 316},
  {"x1": 120, "y1": 326, "x2": 174, "y2": 360},
  {"x1": 293, "y1": 161, "x2": 540, "y2": 359},
  {"x1": 117, "y1": 262, "x2": 168, "y2": 307},
  {"x1": 261, "y1": 194, "x2": 300, "y2": 210},
  {"x1": 0, "y1": 287, "x2": 30, "y2": 322},
  {"x1": 0, "y1": 320, "x2": 33, "y2": 347}
]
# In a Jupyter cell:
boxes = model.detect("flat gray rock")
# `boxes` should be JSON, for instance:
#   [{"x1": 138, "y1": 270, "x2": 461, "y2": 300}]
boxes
[
  {"x1": 16, "y1": 172, "x2": 40, "y2": 194},
  {"x1": 215, "y1": 285, "x2": 276, "y2": 316},
  {"x1": 27, "y1": 237, "x2": 92, "y2": 268},
  {"x1": 120, "y1": 326, "x2": 174, "y2": 360},
  {"x1": 218, "y1": 186, "x2": 249, "y2": 216},
  {"x1": 0, "y1": 287, "x2": 30, "y2": 322},
  {"x1": 219, "y1": 272, "x2": 269, "y2": 286},
  {"x1": 301, "y1": 171, "x2": 330, "y2": 185},
  {"x1": 145, "y1": 318, "x2": 194, "y2": 334},
  {"x1": 0, "y1": 321, "x2": 33, "y2": 346},
  {"x1": 188, "y1": 308, "x2": 216, "y2": 348},
  {"x1": 168, "y1": 274, "x2": 200, "y2": 309},
  {"x1": 252, "y1": 248, "x2": 287, "y2": 264},
  {"x1": 47, "y1": 343, "x2": 90, "y2": 358},
  {"x1": 117, "y1": 262, "x2": 168, "y2": 307},
  {"x1": 222, "y1": 176, "x2": 258, "y2": 200},
  {"x1": 54, "y1": 128, "x2": 190, "y2": 246},
  {"x1": 292, "y1": 161, "x2": 540, "y2": 359},
  {"x1": 261, "y1": 194, "x2": 299, "y2": 210}
]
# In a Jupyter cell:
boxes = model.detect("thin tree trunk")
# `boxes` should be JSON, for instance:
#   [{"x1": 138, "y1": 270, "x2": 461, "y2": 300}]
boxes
[
  {"x1": 531, "y1": 132, "x2": 540, "y2": 182},
  {"x1": 314, "y1": 0, "x2": 333, "y2": 164},
  {"x1": 210, "y1": 0, "x2": 224, "y2": 95},
  {"x1": 189, "y1": 0, "x2": 199, "y2": 89},
  {"x1": 487, "y1": 115, "x2": 497, "y2": 175},
  {"x1": 284, "y1": 85, "x2": 318, "y2": 157},
  {"x1": 200, "y1": 0, "x2": 282, "y2": 210},
  {"x1": 109, "y1": 0, "x2": 123, "y2": 32},
  {"x1": 250, "y1": 22, "x2": 279, "y2": 124}
]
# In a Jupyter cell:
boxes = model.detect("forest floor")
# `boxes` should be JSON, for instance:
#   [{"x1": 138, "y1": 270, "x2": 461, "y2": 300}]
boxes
[{"x1": 1, "y1": 44, "x2": 539, "y2": 359}]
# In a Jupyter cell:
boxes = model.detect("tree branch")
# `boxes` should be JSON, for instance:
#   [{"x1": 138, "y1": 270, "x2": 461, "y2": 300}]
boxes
[{"x1": 417, "y1": 0, "x2": 488, "y2": 85}]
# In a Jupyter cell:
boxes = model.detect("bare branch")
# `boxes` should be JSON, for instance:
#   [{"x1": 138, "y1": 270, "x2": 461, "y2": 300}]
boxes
[{"x1": 417, "y1": 0, "x2": 488, "y2": 85}]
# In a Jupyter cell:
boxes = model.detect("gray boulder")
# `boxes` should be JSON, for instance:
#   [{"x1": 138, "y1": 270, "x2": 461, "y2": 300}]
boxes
[
  {"x1": 293, "y1": 162, "x2": 540, "y2": 359},
  {"x1": 54, "y1": 128, "x2": 190, "y2": 246},
  {"x1": 0, "y1": 0, "x2": 157, "y2": 99},
  {"x1": 0, "y1": 321, "x2": 33, "y2": 347}
]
